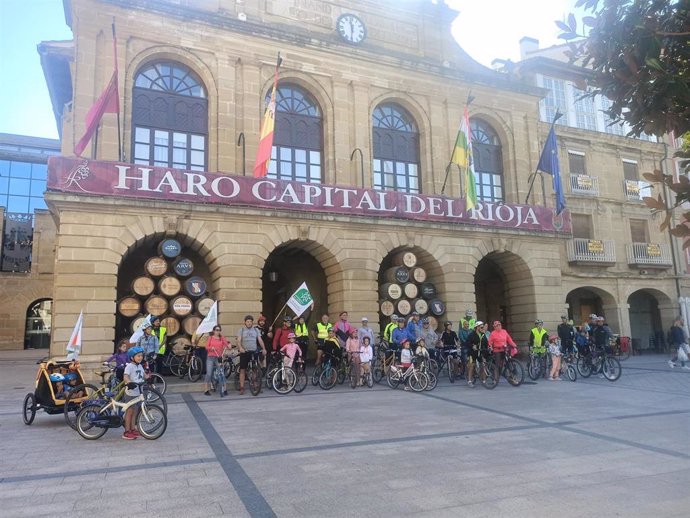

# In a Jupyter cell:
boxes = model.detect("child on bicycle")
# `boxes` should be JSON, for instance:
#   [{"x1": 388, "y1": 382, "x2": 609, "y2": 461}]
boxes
[
  {"x1": 322, "y1": 328, "x2": 343, "y2": 367},
  {"x1": 359, "y1": 336, "x2": 373, "y2": 385},
  {"x1": 204, "y1": 325, "x2": 229, "y2": 397},
  {"x1": 106, "y1": 339, "x2": 129, "y2": 382},
  {"x1": 280, "y1": 333, "x2": 302, "y2": 367},
  {"x1": 547, "y1": 334, "x2": 563, "y2": 381},
  {"x1": 346, "y1": 329, "x2": 360, "y2": 375},
  {"x1": 122, "y1": 346, "x2": 146, "y2": 440}
]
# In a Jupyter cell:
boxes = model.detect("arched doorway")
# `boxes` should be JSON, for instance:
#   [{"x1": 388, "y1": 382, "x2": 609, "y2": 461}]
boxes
[
  {"x1": 565, "y1": 287, "x2": 614, "y2": 328},
  {"x1": 25, "y1": 299, "x2": 52, "y2": 349},
  {"x1": 628, "y1": 289, "x2": 664, "y2": 352},
  {"x1": 262, "y1": 242, "x2": 328, "y2": 333},
  {"x1": 378, "y1": 246, "x2": 445, "y2": 330},
  {"x1": 474, "y1": 251, "x2": 535, "y2": 333}
]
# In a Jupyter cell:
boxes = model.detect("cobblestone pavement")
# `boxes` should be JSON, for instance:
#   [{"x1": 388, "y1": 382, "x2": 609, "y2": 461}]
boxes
[{"x1": 1, "y1": 351, "x2": 689, "y2": 517}]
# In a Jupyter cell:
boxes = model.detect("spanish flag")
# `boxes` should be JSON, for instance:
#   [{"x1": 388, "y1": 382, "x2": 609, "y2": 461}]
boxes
[{"x1": 253, "y1": 54, "x2": 283, "y2": 178}]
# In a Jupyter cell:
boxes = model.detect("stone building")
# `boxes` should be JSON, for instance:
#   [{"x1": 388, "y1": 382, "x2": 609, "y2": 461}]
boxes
[{"x1": 12, "y1": 0, "x2": 678, "y2": 360}]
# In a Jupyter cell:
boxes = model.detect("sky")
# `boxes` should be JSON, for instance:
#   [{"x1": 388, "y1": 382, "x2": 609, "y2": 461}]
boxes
[{"x1": 0, "y1": 0, "x2": 580, "y2": 140}]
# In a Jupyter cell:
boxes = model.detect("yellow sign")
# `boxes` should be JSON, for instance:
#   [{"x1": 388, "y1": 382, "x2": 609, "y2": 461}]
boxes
[
  {"x1": 587, "y1": 240, "x2": 604, "y2": 254},
  {"x1": 625, "y1": 180, "x2": 640, "y2": 195},
  {"x1": 576, "y1": 175, "x2": 593, "y2": 189},
  {"x1": 647, "y1": 244, "x2": 661, "y2": 256}
]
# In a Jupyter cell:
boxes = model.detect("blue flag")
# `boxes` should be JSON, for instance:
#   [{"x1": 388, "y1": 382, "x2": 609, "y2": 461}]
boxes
[{"x1": 537, "y1": 127, "x2": 566, "y2": 215}]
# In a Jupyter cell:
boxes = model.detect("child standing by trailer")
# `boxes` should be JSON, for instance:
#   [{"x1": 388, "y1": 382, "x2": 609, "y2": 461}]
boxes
[
  {"x1": 122, "y1": 346, "x2": 146, "y2": 440},
  {"x1": 547, "y1": 334, "x2": 563, "y2": 381}
]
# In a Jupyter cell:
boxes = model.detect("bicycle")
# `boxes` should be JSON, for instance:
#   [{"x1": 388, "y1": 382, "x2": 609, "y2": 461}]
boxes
[
  {"x1": 75, "y1": 384, "x2": 167, "y2": 440},
  {"x1": 413, "y1": 344, "x2": 437, "y2": 391},
  {"x1": 467, "y1": 352, "x2": 497, "y2": 389},
  {"x1": 609, "y1": 335, "x2": 631, "y2": 361},
  {"x1": 175, "y1": 345, "x2": 203, "y2": 382},
  {"x1": 143, "y1": 354, "x2": 167, "y2": 394},
  {"x1": 577, "y1": 343, "x2": 621, "y2": 381},
  {"x1": 271, "y1": 354, "x2": 298, "y2": 395},
  {"x1": 527, "y1": 346, "x2": 550, "y2": 380},
  {"x1": 487, "y1": 349, "x2": 524, "y2": 386},
  {"x1": 318, "y1": 352, "x2": 343, "y2": 390},
  {"x1": 234, "y1": 350, "x2": 263, "y2": 395},
  {"x1": 293, "y1": 357, "x2": 308, "y2": 393},
  {"x1": 372, "y1": 340, "x2": 396, "y2": 383},
  {"x1": 386, "y1": 360, "x2": 428, "y2": 392},
  {"x1": 559, "y1": 350, "x2": 578, "y2": 382},
  {"x1": 209, "y1": 357, "x2": 227, "y2": 397}
]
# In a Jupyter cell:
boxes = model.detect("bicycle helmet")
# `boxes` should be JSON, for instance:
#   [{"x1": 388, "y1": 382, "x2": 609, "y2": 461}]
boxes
[
  {"x1": 244, "y1": 315, "x2": 254, "y2": 322},
  {"x1": 465, "y1": 309, "x2": 474, "y2": 317},
  {"x1": 127, "y1": 346, "x2": 144, "y2": 359},
  {"x1": 141, "y1": 322, "x2": 152, "y2": 329},
  {"x1": 283, "y1": 315, "x2": 292, "y2": 322},
  {"x1": 49, "y1": 373, "x2": 65, "y2": 382},
  {"x1": 548, "y1": 334, "x2": 558, "y2": 342},
  {"x1": 64, "y1": 372, "x2": 78, "y2": 382},
  {"x1": 444, "y1": 321, "x2": 452, "y2": 327},
  {"x1": 535, "y1": 319, "x2": 543, "y2": 326},
  {"x1": 287, "y1": 333, "x2": 296, "y2": 339},
  {"x1": 390, "y1": 314, "x2": 399, "y2": 321},
  {"x1": 474, "y1": 320, "x2": 484, "y2": 328},
  {"x1": 421, "y1": 317, "x2": 429, "y2": 324},
  {"x1": 560, "y1": 315, "x2": 568, "y2": 320}
]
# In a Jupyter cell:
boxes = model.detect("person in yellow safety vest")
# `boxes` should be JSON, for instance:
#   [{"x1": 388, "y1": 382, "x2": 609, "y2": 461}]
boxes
[
  {"x1": 383, "y1": 315, "x2": 399, "y2": 344},
  {"x1": 152, "y1": 316, "x2": 167, "y2": 374},
  {"x1": 528, "y1": 319, "x2": 548, "y2": 354},
  {"x1": 294, "y1": 315, "x2": 310, "y2": 360},
  {"x1": 312, "y1": 314, "x2": 332, "y2": 366},
  {"x1": 459, "y1": 309, "x2": 476, "y2": 330}
]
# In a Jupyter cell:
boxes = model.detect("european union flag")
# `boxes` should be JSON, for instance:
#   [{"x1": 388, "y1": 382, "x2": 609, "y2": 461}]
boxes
[{"x1": 537, "y1": 127, "x2": 566, "y2": 215}]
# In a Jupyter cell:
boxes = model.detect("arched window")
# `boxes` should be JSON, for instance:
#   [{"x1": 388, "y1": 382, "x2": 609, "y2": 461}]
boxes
[
  {"x1": 267, "y1": 85, "x2": 323, "y2": 183},
  {"x1": 132, "y1": 62, "x2": 208, "y2": 171},
  {"x1": 372, "y1": 104, "x2": 420, "y2": 193},
  {"x1": 471, "y1": 119, "x2": 503, "y2": 202}
]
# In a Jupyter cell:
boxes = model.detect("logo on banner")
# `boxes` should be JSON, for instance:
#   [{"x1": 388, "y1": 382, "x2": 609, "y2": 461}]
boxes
[{"x1": 62, "y1": 161, "x2": 93, "y2": 192}]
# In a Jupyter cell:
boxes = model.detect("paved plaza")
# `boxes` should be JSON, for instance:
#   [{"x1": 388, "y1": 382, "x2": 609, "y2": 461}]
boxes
[{"x1": 1, "y1": 351, "x2": 689, "y2": 517}]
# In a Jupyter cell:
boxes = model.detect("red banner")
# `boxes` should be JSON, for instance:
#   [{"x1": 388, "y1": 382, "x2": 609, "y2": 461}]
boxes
[{"x1": 47, "y1": 157, "x2": 571, "y2": 234}]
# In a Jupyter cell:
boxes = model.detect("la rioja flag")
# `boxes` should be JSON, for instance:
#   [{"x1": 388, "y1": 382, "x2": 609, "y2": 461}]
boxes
[{"x1": 66, "y1": 310, "x2": 83, "y2": 360}]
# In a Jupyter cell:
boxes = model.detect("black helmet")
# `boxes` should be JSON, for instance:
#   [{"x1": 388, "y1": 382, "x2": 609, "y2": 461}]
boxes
[
  {"x1": 284, "y1": 315, "x2": 292, "y2": 322},
  {"x1": 444, "y1": 321, "x2": 452, "y2": 327},
  {"x1": 244, "y1": 315, "x2": 254, "y2": 321}
]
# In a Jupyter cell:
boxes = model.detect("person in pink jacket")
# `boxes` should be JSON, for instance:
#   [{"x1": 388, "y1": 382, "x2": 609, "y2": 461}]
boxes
[{"x1": 488, "y1": 320, "x2": 517, "y2": 384}]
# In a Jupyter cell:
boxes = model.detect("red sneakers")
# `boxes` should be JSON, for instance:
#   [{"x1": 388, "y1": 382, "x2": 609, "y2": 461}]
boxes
[{"x1": 122, "y1": 431, "x2": 137, "y2": 440}]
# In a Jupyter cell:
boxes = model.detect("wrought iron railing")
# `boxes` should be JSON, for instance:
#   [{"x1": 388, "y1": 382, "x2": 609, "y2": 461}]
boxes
[
  {"x1": 568, "y1": 174, "x2": 599, "y2": 196},
  {"x1": 623, "y1": 180, "x2": 651, "y2": 201},
  {"x1": 626, "y1": 242, "x2": 672, "y2": 267},
  {"x1": 1, "y1": 212, "x2": 33, "y2": 273},
  {"x1": 566, "y1": 238, "x2": 616, "y2": 264}
]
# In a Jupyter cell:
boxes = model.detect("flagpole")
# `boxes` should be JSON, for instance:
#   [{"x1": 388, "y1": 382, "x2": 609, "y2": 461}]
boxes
[
  {"x1": 442, "y1": 92, "x2": 474, "y2": 196},
  {"x1": 269, "y1": 301, "x2": 289, "y2": 330},
  {"x1": 525, "y1": 110, "x2": 563, "y2": 205},
  {"x1": 111, "y1": 22, "x2": 122, "y2": 162}
]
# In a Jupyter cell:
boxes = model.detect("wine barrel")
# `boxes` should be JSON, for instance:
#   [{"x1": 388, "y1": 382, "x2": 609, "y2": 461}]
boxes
[
  {"x1": 161, "y1": 316, "x2": 180, "y2": 336},
  {"x1": 420, "y1": 282, "x2": 437, "y2": 299},
  {"x1": 402, "y1": 283, "x2": 418, "y2": 299},
  {"x1": 428, "y1": 316, "x2": 439, "y2": 331},
  {"x1": 144, "y1": 295, "x2": 168, "y2": 317},
  {"x1": 132, "y1": 276, "x2": 155, "y2": 297},
  {"x1": 173, "y1": 257, "x2": 194, "y2": 277},
  {"x1": 130, "y1": 314, "x2": 148, "y2": 333},
  {"x1": 412, "y1": 298, "x2": 429, "y2": 315},
  {"x1": 396, "y1": 299, "x2": 411, "y2": 316},
  {"x1": 379, "y1": 282, "x2": 402, "y2": 300},
  {"x1": 185, "y1": 276, "x2": 207, "y2": 297},
  {"x1": 158, "y1": 238, "x2": 182, "y2": 259},
  {"x1": 182, "y1": 315, "x2": 202, "y2": 335},
  {"x1": 145, "y1": 256, "x2": 168, "y2": 277},
  {"x1": 118, "y1": 296, "x2": 141, "y2": 318},
  {"x1": 170, "y1": 295, "x2": 194, "y2": 317},
  {"x1": 380, "y1": 300, "x2": 395, "y2": 317},
  {"x1": 158, "y1": 276, "x2": 181, "y2": 297},
  {"x1": 196, "y1": 296, "x2": 214, "y2": 317},
  {"x1": 409, "y1": 266, "x2": 427, "y2": 283},
  {"x1": 429, "y1": 299, "x2": 446, "y2": 316},
  {"x1": 171, "y1": 336, "x2": 192, "y2": 355},
  {"x1": 384, "y1": 266, "x2": 409, "y2": 284},
  {"x1": 393, "y1": 251, "x2": 417, "y2": 268}
]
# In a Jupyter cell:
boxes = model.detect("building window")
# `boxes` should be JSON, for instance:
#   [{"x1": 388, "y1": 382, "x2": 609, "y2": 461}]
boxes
[
  {"x1": 573, "y1": 88, "x2": 597, "y2": 131},
  {"x1": 630, "y1": 219, "x2": 649, "y2": 243},
  {"x1": 541, "y1": 77, "x2": 567, "y2": 125},
  {"x1": 571, "y1": 213, "x2": 593, "y2": 239},
  {"x1": 267, "y1": 85, "x2": 323, "y2": 183},
  {"x1": 132, "y1": 62, "x2": 208, "y2": 171},
  {"x1": 568, "y1": 151, "x2": 586, "y2": 175},
  {"x1": 623, "y1": 160, "x2": 639, "y2": 181},
  {"x1": 471, "y1": 119, "x2": 504, "y2": 202},
  {"x1": 600, "y1": 97, "x2": 626, "y2": 136},
  {"x1": 372, "y1": 103, "x2": 420, "y2": 193},
  {"x1": 0, "y1": 160, "x2": 47, "y2": 214}
]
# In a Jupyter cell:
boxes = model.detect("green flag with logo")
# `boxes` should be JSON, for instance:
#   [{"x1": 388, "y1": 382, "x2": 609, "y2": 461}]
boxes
[{"x1": 287, "y1": 282, "x2": 314, "y2": 317}]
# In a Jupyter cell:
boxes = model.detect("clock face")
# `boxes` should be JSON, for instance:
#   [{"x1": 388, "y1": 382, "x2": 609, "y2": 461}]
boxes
[{"x1": 336, "y1": 14, "x2": 366, "y2": 44}]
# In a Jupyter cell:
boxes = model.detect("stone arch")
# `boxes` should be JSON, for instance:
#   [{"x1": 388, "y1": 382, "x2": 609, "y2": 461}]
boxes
[
  {"x1": 565, "y1": 285, "x2": 617, "y2": 324},
  {"x1": 627, "y1": 287, "x2": 675, "y2": 353}
]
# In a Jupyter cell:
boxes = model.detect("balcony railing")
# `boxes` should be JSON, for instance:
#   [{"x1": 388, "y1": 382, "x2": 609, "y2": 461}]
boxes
[
  {"x1": 567, "y1": 238, "x2": 616, "y2": 264},
  {"x1": 623, "y1": 180, "x2": 652, "y2": 201},
  {"x1": 569, "y1": 174, "x2": 599, "y2": 196},
  {"x1": 626, "y1": 242, "x2": 672, "y2": 268}
]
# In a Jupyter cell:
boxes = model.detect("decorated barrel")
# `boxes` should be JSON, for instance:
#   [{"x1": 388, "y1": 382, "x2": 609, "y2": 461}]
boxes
[
  {"x1": 132, "y1": 276, "x2": 155, "y2": 297},
  {"x1": 170, "y1": 295, "x2": 194, "y2": 317},
  {"x1": 144, "y1": 295, "x2": 168, "y2": 317},
  {"x1": 420, "y1": 282, "x2": 437, "y2": 300},
  {"x1": 429, "y1": 299, "x2": 446, "y2": 316},
  {"x1": 173, "y1": 257, "x2": 194, "y2": 277},
  {"x1": 158, "y1": 276, "x2": 182, "y2": 297},
  {"x1": 402, "y1": 282, "x2": 418, "y2": 299},
  {"x1": 393, "y1": 251, "x2": 417, "y2": 268},
  {"x1": 171, "y1": 336, "x2": 192, "y2": 355},
  {"x1": 144, "y1": 256, "x2": 168, "y2": 277},
  {"x1": 118, "y1": 296, "x2": 142, "y2": 318},
  {"x1": 185, "y1": 276, "x2": 207, "y2": 297},
  {"x1": 380, "y1": 300, "x2": 395, "y2": 317},
  {"x1": 409, "y1": 266, "x2": 427, "y2": 283},
  {"x1": 130, "y1": 314, "x2": 148, "y2": 333},
  {"x1": 412, "y1": 298, "x2": 429, "y2": 315},
  {"x1": 379, "y1": 282, "x2": 402, "y2": 300},
  {"x1": 161, "y1": 316, "x2": 180, "y2": 336},
  {"x1": 182, "y1": 315, "x2": 203, "y2": 335},
  {"x1": 384, "y1": 266, "x2": 409, "y2": 284},
  {"x1": 195, "y1": 296, "x2": 214, "y2": 317},
  {"x1": 158, "y1": 238, "x2": 182, "y2": 259},
  {"x1": 396, "y1": 299, "x2": 411, "y2": 316}
]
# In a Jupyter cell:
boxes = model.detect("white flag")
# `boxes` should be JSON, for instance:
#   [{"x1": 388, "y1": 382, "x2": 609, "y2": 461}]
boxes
[
  {"x1": 129, "y1": 313, "x2": 152, "y2": 344},
  {"x1": 66, "y1": 310, "x2": 83, "y2": 360},
  {"x1": 196, "y1": 301, "x2": 218, "y2": 335},
  {"x1": 287, "y1": 282, "x2": 314, "y2": 318}
]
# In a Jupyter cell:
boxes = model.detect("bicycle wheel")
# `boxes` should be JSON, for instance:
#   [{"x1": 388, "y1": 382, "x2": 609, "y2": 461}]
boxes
[
  {"x1": 505, "y1": 359, "x2": 524, "y2": 386},
  {"x1": 577, "y1": 356, "x2": 592, "y2": 378},
  {"x1": 294, "y1": 368, "x2": 308, "y2": 393},
  {"x1": 188, "y1": 355, "x2": 203, "y2": 382},
  {"x1": 528, "y1": 357, "x2": 541, "y2": 380},
  {"x1": 146, "y1": 373, "x2": 167, "y2": 396},
  {"x1": 424, "y1": 371, "x2": 437, "y2": 391},
  {"x1": 266, "y1": 367, "x2": 279, "y2": 391},
  {"x1": 223, "y1": 360, "x2": 234, "y2": 380},
  {"x1": 64, "y1": 383, "x2": 99, "y2": 429},
  {"x1": 428, "y1": 359, "x2": 439, "y2": 377},
  {"x1": 408, "y1": 371, "x2": 428, "y2": 392},
  {"x1": 373, "y1": 359, "x2": 385, "y2": 384},
  {"x1": 142, "y1": 386, "x2": 168, "y2": 415},
  {"x1": 249, "y1": 366, "x2": 262, "y2": 396},
  {"x1": 365, "y1": 370, "x2": 374, "y2": 388},
  {"x1": 137, "y1": 403, "x2": 168, "y2": 439},
  {"x1": 602, "y1": 356, "x2": 621, "y2": 381},
  {"x1": 386, "y1": 370, "x2": 401, "y2": 389},
  {"x1": 448, "y1": 359, "x2": 456, "y2": 383},
  {"x1": 482, "y1": 367, "x2": 497, "y2": 389},
  {"x1": 319, "y1": 366, "x2": 338, "y2": 390},
  {"x1": 75, "y1": 403, "x2": 109, "y2": 440},
  {"x1": 566, "y1": 364, "x2": 577, "y2": 382},
  {"x1": 233, "y1": 372, "x2": 241, "y2": 391},
  {"x1": 168, "y1": 354, "x2": 184, "y2": 377},
  {"x1": 23, "y1": 393, "x2": 36, "y2": 425},
  {"x1": 350, "y1": 371, "x2": 358, "y2": 389},
  {"x1": 272, "y1": 368, "x2": 296, "y2": 394},
  {"x1": 337, "y1": 363, "x2": 348, "y2": 385},
  {"x1": 311, "y1": 364, "x2": 323, "y2": 386}
]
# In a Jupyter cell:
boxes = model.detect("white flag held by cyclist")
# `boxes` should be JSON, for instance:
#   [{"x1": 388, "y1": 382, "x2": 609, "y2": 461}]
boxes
[
  {"x1": 287, "y1": 282, "x2": 315, "y2": 318},
  {"x1": 196, "y1": 301, "x2": 218, "y2": 335},
  {"x1": 129, "y1": 313, "x2": 152, "y2": 344},
  {"x1": 65, "y1": 310, "x2": 83, "y2": 360}
]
